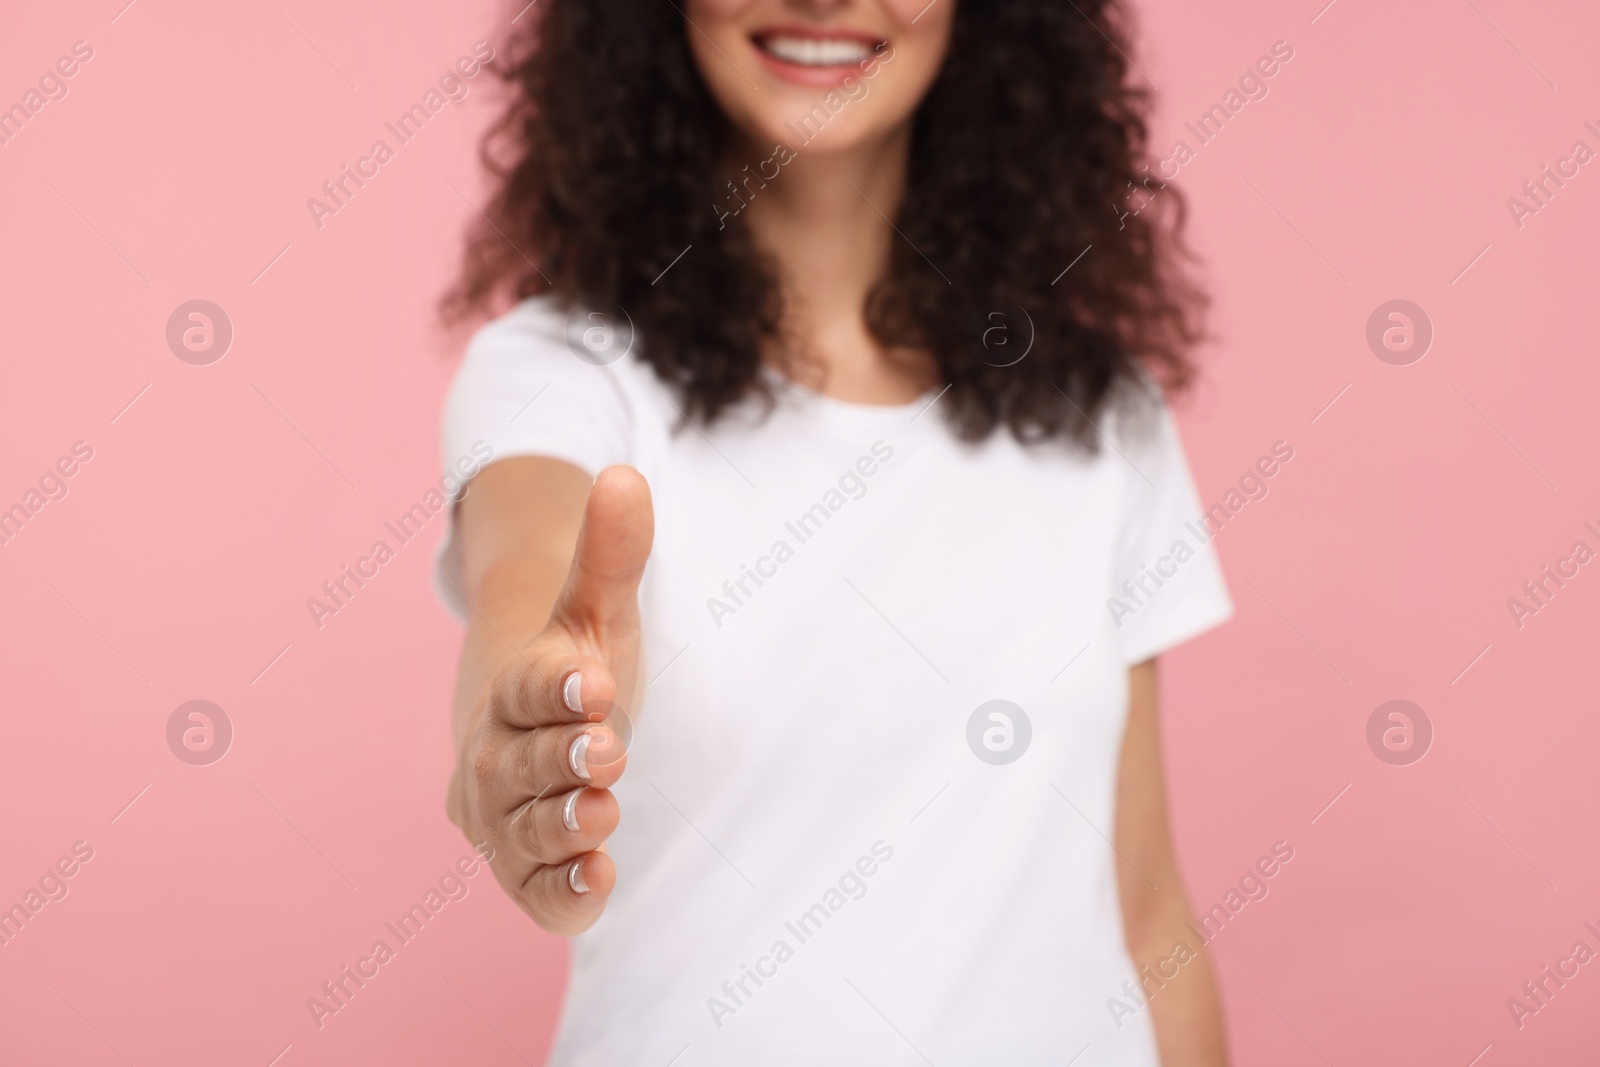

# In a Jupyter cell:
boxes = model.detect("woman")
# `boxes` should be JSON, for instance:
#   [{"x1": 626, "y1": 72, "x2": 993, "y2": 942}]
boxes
[{"x1": 438, "y1": 1, "x2": 1232, "y2": 1063}]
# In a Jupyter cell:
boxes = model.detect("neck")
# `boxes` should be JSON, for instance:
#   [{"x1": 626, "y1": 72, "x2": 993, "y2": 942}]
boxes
[{"x1": 726, "y1": 127, "x2": 930, "y2": 400}]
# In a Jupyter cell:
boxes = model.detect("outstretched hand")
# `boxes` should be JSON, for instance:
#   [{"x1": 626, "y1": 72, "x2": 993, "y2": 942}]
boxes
[{"x1": 447, "y1": 466, "x2": 653, "y2": 935}]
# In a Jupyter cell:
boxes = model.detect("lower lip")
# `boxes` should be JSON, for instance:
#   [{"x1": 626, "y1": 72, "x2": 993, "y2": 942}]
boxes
[{"x1": 752, "y1": 43, "x2": 883, "y2": 88}]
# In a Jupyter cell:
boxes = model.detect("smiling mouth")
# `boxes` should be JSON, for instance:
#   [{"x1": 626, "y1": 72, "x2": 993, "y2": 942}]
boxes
[{"x1": 752, "y1": 33, "x2": 883, "y2": 68}]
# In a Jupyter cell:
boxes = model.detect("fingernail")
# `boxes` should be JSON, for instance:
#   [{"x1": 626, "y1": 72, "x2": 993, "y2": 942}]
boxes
[
  {"x1": 569, "y1": 731, "x2": 593, "y2": 780},
  {"x1": 562, "y1": 671, "x2": 584, "y2": 716},
  {"x1": 569, "y1": 858, "x2": 590, "y2": 895},
  {"x1": 562, "y1": 788, "x2": 583, "y2": 832}
]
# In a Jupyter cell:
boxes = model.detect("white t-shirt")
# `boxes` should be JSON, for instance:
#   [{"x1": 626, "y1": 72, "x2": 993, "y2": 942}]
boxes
[{"x1": 437, "y1": 297, "x2": 1232, "y2": 1066}]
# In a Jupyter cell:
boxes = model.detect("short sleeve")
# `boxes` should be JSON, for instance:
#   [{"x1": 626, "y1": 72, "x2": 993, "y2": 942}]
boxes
[
  {"x1": 1109, "y1": 396, "x2": 1233, "y2": 664},
  {"x1": 433, "y1": 300, "x2": 636, "y2": 620}
]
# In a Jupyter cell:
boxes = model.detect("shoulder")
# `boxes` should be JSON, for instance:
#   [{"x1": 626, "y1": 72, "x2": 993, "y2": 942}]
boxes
[
  {"x1": 1103, "y1": 373, "x2": 1170, "y2": 455},
  {"x1": 449, "y1": 296, "x2": 655, "y2": 413},
  {"x1": 442, "y1": 296, "x2": 666, "y2": 480},
  {"x1": 1099, "y1": 374, "x2": 1207, "y2": 542},
  {"x1": 459, "y1": 295, "x2": 579, "y2": 372}
]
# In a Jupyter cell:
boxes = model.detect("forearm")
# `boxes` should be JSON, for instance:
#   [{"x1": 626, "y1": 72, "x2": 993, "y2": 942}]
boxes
[
  {"x1": 1127, "y1": 900, "x2": 1227, "y2": 1066},
  {"x1": 1115, "y1": 660, "x2": 1228, "y2": 1064}
]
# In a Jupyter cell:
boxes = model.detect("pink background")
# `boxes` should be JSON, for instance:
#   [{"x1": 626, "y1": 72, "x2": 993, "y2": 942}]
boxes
[{"x1": 3, "y1": 0, "x2": 1597, "y2": 1063}]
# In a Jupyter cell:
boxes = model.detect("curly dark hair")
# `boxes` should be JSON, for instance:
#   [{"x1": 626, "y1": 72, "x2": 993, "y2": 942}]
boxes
[{"x1": 445, "y1": 0, "x2": 1207, "y2": 448}]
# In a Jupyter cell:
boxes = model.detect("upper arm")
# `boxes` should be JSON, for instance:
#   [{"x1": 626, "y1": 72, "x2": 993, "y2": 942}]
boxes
[
  {"x1": 1105, "y1": 399, "x2": 1230, "y2": 947},
  {"x1": 1109, "y1": 399, "x2": 1233, "y2": 668},
  {"x1": 1113, "y1": 658, "x2": 1188, "y2": 951},
  {"x1": 439, "y1": 304, "x2": 638, "y2": 613}
]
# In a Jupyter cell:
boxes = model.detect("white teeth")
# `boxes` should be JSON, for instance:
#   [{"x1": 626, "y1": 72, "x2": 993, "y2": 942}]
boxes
[{"x1": 760, "y1": 35, "x2": 874, "y2": 67}]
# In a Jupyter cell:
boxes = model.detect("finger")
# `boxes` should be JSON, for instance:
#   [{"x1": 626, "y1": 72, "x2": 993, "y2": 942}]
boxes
[
  {"x1": 551, "y1": 465, "x2": 654, "y2": 637},
  {"x1": 502, "y1": 722, "x2": 629, "y2": 806},
  {"x1": 518, "y1": 851, "x2": 616, "y2": 936},
  {"x1": 511, "y1": 785, "x2": 620, "y2": 867},
  {"x1": 491, "y1": 645, "x2": 617, "y2": 731}
]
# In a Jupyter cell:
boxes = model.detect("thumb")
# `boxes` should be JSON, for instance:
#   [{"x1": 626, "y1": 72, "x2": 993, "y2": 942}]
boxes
[{"x1": 553, "y1": 465, "x2": 654, "y2": 637}]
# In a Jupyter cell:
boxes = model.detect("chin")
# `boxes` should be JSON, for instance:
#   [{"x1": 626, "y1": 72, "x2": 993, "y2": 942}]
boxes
[{"x1": 746, "y1": 107, "x2": 882, "y2": 156}]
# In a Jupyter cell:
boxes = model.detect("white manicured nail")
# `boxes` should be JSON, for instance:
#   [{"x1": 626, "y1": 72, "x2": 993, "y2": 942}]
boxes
[
  {"x1": 569, "y1": 732, "x2": 593, "y2": 780},
  {"x1": 562, "y1": 788, "x2": 583, "y2": 832},
  {"x1": 562, "y1": 671, "x2": 584, "y2": 716},
  {"x1": 569, "y1": 859, "x2": 590, "y2": 895}
]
